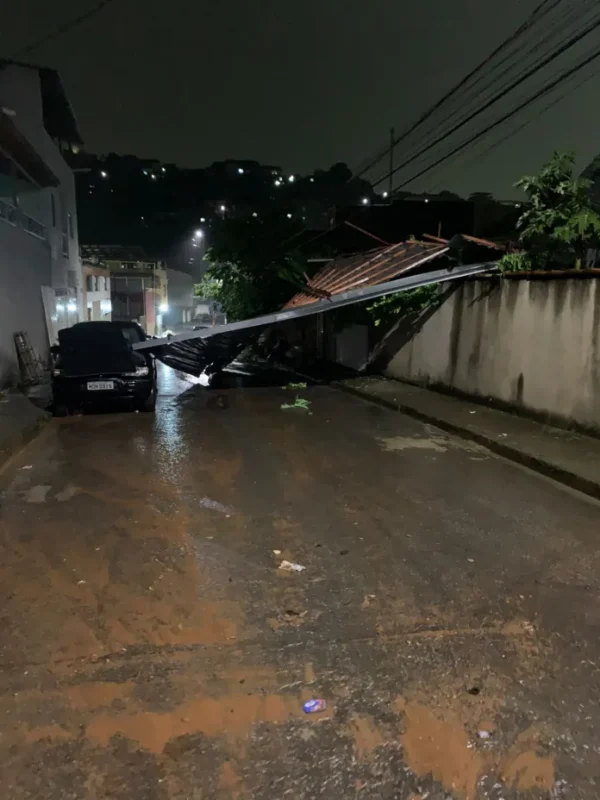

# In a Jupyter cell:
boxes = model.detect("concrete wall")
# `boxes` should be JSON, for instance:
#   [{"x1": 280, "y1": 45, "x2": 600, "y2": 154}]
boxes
[
  {"x1": 0, "y1": 218, "x2": 52, "y2": 385},
  {"x1": 385, "y1": 278, "x2": 600, "y2": 432}
]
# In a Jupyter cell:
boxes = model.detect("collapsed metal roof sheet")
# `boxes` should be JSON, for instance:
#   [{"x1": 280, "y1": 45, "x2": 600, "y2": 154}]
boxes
[
  {"x1": 134, "y1": 261, "x2": 499, "y2": 376},
  {"x1": 285, "y1": 240, "x2": 449, "y2": 308}
]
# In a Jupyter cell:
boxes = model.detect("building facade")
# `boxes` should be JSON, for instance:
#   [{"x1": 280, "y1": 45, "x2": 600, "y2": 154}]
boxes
[
  {"x1": 81, "y1": 246, "x2": 168, "y2": 336},
  {"x1": 0, "y1": 59, "x2": 83, "y2": 385},
  {"x1": 81, "y1": 262, "x2": 112, "y2": 321}
]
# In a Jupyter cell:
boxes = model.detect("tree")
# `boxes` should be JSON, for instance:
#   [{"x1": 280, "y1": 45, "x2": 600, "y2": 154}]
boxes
[
  {"x1": 200, "y1": 216, "x2": 310, "y2": 321},
  {"x1": 511, "y1": 152, "x2": 600, "y2": 269}
]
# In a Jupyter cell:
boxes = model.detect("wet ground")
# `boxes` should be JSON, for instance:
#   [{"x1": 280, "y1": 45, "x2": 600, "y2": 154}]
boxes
[{"x1": 0, "y1": 366, "x2": 599, "y2": 799}]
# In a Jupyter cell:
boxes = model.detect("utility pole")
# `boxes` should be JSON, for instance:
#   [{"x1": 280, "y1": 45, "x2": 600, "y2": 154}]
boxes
[{"x1": 388, "y1": 127, "x2": 395, "y2": 196}]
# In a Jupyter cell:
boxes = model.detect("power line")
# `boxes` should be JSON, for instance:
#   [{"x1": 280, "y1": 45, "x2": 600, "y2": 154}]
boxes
[
  {"x1": 428, "y1": 65, "x2": 599, "y2": 192},
  {"x1": 353, "y1": 0, "x2": 561, "y2": 180},
  {"x1": 10, "y1": 0, "x2": 117, "y2": 60},
  {"x1": 387, "y1": 46, "x2": 600, "y2": 194},
  {"x1": 418, "y1": 0, "x2": 589, "y2": 156},
  {"x1": 374, "y1": 10, "x2": 600, "y2": 189}
]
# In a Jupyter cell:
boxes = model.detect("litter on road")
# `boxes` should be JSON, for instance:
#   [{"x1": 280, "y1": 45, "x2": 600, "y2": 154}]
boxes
[
  {"x1": 281, "y1": 397, "x2": 312, "y2": 411},
  {"x1": 284, "y1": 382, "x2": 308, "y2": 391},
  {"x1": 279, "y1": 560, "x2": 306, "y2": 572},
  {"x1": 303, "y1": 699, "x2": 327, "y2": 714}
]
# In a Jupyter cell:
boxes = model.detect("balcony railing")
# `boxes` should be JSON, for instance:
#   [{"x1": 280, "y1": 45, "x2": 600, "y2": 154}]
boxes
[
  {"x1": 0, "y1": 199, "x2": 17, "y2": 226},
  {"x1": 22, "y1": 213, "x2": 47, "y2": 240}
]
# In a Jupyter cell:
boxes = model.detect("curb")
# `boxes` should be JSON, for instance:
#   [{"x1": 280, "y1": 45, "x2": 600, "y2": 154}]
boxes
[
  {"x1": 335, "y1": 382, "x2": 600, "y2": 502},
  {"x1": 0, "y1": 412, "x2": 50, "y2": 472}
]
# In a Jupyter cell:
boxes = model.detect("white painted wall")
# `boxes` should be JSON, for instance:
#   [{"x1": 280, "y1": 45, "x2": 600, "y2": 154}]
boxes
[
  {"x1": 385, "y1": 278, "x2": 600, "y2": 432},
  {"x1": 0, "y1": 63, "x2": 82, "y2": 384}
]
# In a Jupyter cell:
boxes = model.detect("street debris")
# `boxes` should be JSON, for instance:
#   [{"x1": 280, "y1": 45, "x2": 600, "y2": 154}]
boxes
[
  {"x1": 273, "y1": 549, "x2": 282, "y2": 555},
  {"x1": 467, "y1": 686, "x2": 480, "y2": 696},
  {"x1": 303, "y1": 699, "x2": 327, "y2": 714},
  {"x1": 478, "y1": 730, "x2": 492, "y2": 739},
  {"x1": 281, "y1": 396, "x2": 311, "y2": 412},
  {"x1": 19, "y1": 465, "x2": 33, "y2": 470},
  {"x1": 467, "y1": 558, "x2": 475, "y2": 563},
  {"x1": 279, "y1": 560, "x2": 306, "y2": 573},
  {"x1": 199, "y1": 497, "x2": 234, "y2": 514},
  {"x1": 284, "y1": 382, "x2": 307, "y2": 391}
]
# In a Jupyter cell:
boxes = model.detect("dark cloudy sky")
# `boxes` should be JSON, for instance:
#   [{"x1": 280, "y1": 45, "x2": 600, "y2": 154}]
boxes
[{"x1": 2, "y1": 0, "x2": 600, "y2": 198}]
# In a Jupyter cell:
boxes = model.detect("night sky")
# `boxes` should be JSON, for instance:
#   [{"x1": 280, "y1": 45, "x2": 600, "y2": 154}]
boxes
[{"x1": 2, "y1": 0, "x2": 600, "y2": 198}]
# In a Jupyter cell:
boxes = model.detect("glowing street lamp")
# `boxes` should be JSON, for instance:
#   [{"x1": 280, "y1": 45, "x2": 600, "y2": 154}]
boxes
[
  {"x1": 194, "y1": 229, "x2": 204, "y2": 239},
  {"x1": 361, "y1": 197, "x2": 370, "y2": 206}
]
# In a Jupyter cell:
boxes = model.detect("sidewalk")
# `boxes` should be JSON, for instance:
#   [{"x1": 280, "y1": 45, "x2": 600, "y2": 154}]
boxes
[
  {"x1": 0, "y1": 391, "x2": 49, "y2": 469},
  {"x1": 337, "y1": 376, "x2": 600, "y2": 501}
]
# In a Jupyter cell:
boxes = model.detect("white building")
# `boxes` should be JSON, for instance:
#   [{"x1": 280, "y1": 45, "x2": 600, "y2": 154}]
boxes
[{"x1": 0, "y1": 59, "x2": 83, "y2": 386}]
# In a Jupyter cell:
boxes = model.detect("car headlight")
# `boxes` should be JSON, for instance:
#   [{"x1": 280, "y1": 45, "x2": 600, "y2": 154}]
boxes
[{"x1": 124, "y1": 366, "x2": 149, "y2": 377}]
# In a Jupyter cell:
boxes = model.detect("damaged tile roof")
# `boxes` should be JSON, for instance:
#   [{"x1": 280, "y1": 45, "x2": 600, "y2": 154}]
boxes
[{"x1": 284, "y1": 233, "x2": 502, "y2": 308}]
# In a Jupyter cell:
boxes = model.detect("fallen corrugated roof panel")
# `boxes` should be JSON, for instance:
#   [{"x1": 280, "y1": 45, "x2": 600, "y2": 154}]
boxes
[{"x1": 285, "y1": 239, "x2": 449, "y2": 308}]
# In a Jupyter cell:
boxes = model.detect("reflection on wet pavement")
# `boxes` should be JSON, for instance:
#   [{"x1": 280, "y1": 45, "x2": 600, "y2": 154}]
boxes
[{"x1": 0, "y1": 365, "x2": 598, "y2": 798}]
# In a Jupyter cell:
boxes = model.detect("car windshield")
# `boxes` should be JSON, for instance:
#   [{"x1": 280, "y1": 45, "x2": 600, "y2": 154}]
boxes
[{"x1": 120, "y1": 326, "x2": 144, "y2": 346}]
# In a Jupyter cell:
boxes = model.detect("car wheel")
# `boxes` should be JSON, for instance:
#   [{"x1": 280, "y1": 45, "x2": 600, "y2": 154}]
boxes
[{"x1": 139, "y1": 390, "x2": 156, "y2": 413}]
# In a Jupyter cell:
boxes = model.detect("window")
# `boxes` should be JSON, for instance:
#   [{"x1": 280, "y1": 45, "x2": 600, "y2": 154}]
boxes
[
  {"x1": 67, "y1": 270, "x2": 77, "y2": 289},
  {"x1": 94, "y1": 276, "x2": 100, "y2": 291},
  {"x1": 68, "y1": 212, "x2": 74, "y2": 239},
  {"x1": 86, "y1": 275, "x2": 94, "y2": 291},
  {"x1": 98, "y1": 276, "x2": 105, "y2": 292},
  {"x1": 51, "y1": 194, "x2": 57, "y2": 227}
]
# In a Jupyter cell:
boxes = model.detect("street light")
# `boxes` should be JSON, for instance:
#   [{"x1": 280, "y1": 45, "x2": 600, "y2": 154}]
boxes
[
  {"x1": 194, "y1": 229, "x2": 204, "y2": 239},
  {"x1": 238, "y1": 167, "x2": 244, "y2": 174},
  {"x1": 288, "y1": 174, "x2": 295, "y2": 183},
  {"x1": 382, "y1": 191, "x2": 388, "y2": 198},
  {"x1": 286, "y1": 213, "x2": 293, "y2": 219},
  {"x1": 200, "y1": 216, "x2": 206, "y2": 222},
  {"x1": 159, "y1": 303, "x2": 168, "y2": 313},
  {"x1": 219, "y1": 204, "x2": 226, "y2": 212},
  {"x1": 361, "y1": 197, "x2": 370, "y2": 206},
  {"x1": 100, "y1": 170, "x2": 108, "y2": 178}
]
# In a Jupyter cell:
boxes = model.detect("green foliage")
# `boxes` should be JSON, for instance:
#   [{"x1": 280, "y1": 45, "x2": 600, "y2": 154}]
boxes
[
  {"x1": 281, "y1": 396, "x2": 312, "y2": 411},
  {"x1": 514, "y1": 152, "x2": 600, "y2": 268},
  {"x1": 202, "y1": 217, "x2": 309, "y2": 321},
  {"x1": 367, "y1": 284, "x2": 440, "y2": 327},
  {"x1": 193, "y1": 274, "x2": 222, "y2": 299},
  {"x1": 497, "y1": 252, "x2": 533, "y2": 274}
]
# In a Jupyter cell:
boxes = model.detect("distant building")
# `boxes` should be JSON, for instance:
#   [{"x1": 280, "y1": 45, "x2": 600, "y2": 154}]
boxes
[
  {"x1": 164, "y1": 268, "x2": 194, "y2": 330},
  {"x1": 81, "y1": 259, "x2": 112, "y2": 321},
  {"x1": 80, "y1": 245, "x2": 167, "y2": 336},
  {"x1": 0, "y1": 58, "x2": 83, "y2": 384}
]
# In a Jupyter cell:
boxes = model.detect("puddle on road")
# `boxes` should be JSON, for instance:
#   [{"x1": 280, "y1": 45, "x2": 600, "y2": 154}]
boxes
[
  {"x1": 24, "y1": 485, "x2": 51, "y2": 503},
  {"x1": 377, "y1": 435, "x2": 448, "y2": 453}
]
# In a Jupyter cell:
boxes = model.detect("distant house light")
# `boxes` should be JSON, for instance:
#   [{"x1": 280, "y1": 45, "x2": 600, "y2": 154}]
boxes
[
  {"x1": 100, "y1": 170, "x2": 108, "y2": 178},
  {"x1": 424, "y1": 198, "x2": 429, "y2": 203},
  {"x1": 274, "y1": 179, "x2": 281, "y2": 187},
  {"x1": 252, "y1": 212, "x2": 258, "y2": 218},
  {"x1": 309, "y1": 177, "x2": 315, "y2": 182},
  {"x1": 382, "y1": 190, "x2": 388, "y2": 198},
  {"x1": 151, "y1": 174, "x2": 157, "y2": 180},
  {"x1": 143, "y1": 170, "x2": 149, "y2": 176},
  {"x1": 194, "y1": 229, "x2": 204, "y2": 239},
  {"x1": 361, "y1": 197, "x2": 370, "y2": 206},
  {"x1": 238, "y1": 167, "x2": 244, "y2": 174},
  {"x1": 287, "y1": 213, "x2": 292, "y2": 218},
  {"x1": 288, "y1": 174, "x2": 295, "y2": 183},
  {"x1": 200, "y1": 217, "x2": 206, "y2": 222},
  {"x1": 161, "y1": 166, "x2": 166, "y2": 173},
  {"x1": 219, "y1": 205, "x2": 226, "y2": 212}
]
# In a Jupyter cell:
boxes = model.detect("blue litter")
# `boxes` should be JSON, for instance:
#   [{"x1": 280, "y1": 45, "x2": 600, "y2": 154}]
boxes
[{"x1": 303, "y1": 699, "x2": 327, "y2": 714}]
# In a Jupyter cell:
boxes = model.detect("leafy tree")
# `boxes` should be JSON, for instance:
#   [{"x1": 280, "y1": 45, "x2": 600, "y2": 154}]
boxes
[
  {"x1": 367, "y1": 284, "x2": 440, "y2": 328},
  {"x1": 511, "y1": 151, "x2": 600, "y2": 269},
  {"x1": 200, "y1": 216, "x2": 310, "y2": 320}
]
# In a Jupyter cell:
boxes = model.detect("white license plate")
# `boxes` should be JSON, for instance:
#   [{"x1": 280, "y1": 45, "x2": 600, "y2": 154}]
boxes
[{"x1": 87, "y1": 381, "x2": 114, "y2": 391}]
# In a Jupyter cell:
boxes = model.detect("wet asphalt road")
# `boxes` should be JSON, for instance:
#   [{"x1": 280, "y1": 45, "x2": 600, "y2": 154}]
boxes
[{"x1": 0, "y1": 367, "x2": 599, "y2": 799}]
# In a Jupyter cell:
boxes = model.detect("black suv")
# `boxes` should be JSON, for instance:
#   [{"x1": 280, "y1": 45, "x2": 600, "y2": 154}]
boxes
[{"x1": 52, "y1": 321, "x2": 157, "y2": 415}]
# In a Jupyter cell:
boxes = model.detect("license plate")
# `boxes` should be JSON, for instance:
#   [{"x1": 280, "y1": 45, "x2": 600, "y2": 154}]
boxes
[{"x1": 87, "y1": 381, "x2": 114, "y2": 391}]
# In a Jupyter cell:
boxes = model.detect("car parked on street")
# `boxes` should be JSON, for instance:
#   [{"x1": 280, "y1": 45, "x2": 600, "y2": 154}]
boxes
[{"x1": 51, "y1": 321, "x2": 157, "y2": 415}]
